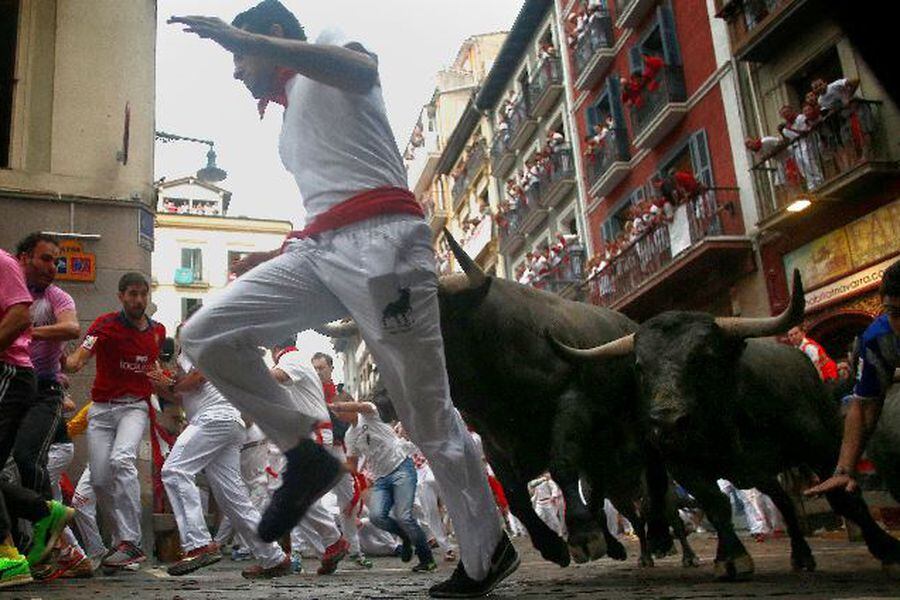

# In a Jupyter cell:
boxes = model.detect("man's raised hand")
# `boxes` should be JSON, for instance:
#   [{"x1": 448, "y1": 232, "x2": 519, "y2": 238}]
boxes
[{"x1": 168, "y1": 15, "x2": 251, "y2": 54}]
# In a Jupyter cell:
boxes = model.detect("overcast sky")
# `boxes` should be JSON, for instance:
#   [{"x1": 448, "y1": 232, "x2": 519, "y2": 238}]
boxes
[
  {"x1": 155, "y1": 0, "x2": 522, "y2": 226},
  {"x1": 155, "y1": 0, "x2": 521, "y2": 381}
]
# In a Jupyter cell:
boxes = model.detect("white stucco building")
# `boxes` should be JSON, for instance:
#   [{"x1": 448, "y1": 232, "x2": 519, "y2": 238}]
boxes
[{"x1": 151, "y1": 176, "x2": 292, "y2": 335}]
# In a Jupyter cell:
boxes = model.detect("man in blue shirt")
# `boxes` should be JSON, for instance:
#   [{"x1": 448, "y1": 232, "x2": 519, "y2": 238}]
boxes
[{"x1": 807, "y1": 259, "x2": 900, "y2": 495}]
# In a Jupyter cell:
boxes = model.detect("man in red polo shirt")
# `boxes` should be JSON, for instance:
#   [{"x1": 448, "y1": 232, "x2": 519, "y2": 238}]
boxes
[
  {"x1": 171, "y1": 3, "x2": 515, "y2": 597},
  {"x1": 65, "y1": 272, "x2": 165, "y2": 569}
]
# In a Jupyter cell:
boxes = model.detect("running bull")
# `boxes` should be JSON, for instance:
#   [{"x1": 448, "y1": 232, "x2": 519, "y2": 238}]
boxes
[
  {"x1": 321, "y1": 231, "x2": 696, "y2": 568},
  {"x1": 553, "y1": 271, "x2": 900, "y2": 579}
]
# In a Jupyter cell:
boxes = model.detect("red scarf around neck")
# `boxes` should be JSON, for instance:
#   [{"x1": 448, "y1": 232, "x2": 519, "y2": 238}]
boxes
[{"x1": 258, "y1": 67, "x2": 298, "y2": 119}]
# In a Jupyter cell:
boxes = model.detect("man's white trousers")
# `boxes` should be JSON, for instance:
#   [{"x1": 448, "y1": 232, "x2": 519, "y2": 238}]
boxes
[
  {"x1": 161, "y1": 417, "x2": 285, "y2": 568},
  {"x1": 181, "y1": 215, "x2": 500, "y2": 579},
  {"x1": 87, "y1": 401, "x2": 147, "y2": 546}
]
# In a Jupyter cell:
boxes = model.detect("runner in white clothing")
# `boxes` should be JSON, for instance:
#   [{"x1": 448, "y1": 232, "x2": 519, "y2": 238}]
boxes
[
  {"x1": 151, "y1": 317, "x2": 288, "y2": 579},
  {"x1": 171, "y1": 2, "x2": 513, "y2": 596},
  {"x1": 269, "y1": 340, "x2": 349, "y2": 576}
]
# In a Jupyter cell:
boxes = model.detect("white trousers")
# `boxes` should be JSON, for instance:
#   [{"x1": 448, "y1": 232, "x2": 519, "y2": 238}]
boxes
[
  {"x1": 46, "y1": 442, "x2": 87, "y2": 556},
  {"x1": 161, "y1": 417, "x2": 284, "y2": 568},
  {"x1": 290, "y1": 495, "x2": 341, "y2": 557},
  {"x1": 181, "y1": 215, "x2": 500, "y2": 579},
  {"x1": 535, "y1": 501, "x2": 565, "y2": 537},
  {"x1": 214, "y1": 437, "x2": 269, "y2": 548},
  {"x1": 87, "y1": 401, "x2": 147, "y2": 545},
  {"x1": 741, "y1": 488, "x2": 785, "y2": 535},
  {"x1": 327, "y1": 445, "x2": 362, "y2": 555},
  {"x1": 417, "y1": 469, "x2": 455, "y2": 554},
  {"x1": 71, "y1": 466, "x2": 106, "y2": 559}
]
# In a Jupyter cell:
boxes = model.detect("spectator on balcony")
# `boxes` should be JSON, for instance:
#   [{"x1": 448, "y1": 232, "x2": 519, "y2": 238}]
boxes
[
  {"x1": 812, "y1": 77, "x2": 860, "y2": 113},
  {"x1": 785, "y1": 104, "x2": 826, "y2": 190},
  {"x1": 641, "y1": 54, "x2": 665, "y2": 93},
  {"x1": 538, "y1": 42, "x2": 557, "y2": 61},
  {"x1": 411, "y1": 124, "x2": 425, "y2": 148},
  {"x1": 547, "y1": 131, "x2": 566, "y2": 152}
]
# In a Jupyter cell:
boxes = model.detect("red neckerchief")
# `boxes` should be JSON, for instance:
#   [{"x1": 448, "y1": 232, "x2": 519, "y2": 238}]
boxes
[
  {"x1": 258, "y1": 67, "x2": 298, "y2": 119},
  {"x1": 274, "y1": 346, "x2": 298, "y2": 364},
  {"x1": 322, "y1": 380, "x2": 337, "y2": 404}
]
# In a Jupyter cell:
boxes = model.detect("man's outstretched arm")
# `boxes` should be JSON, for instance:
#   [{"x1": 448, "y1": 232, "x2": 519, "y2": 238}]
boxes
[{"x1": 168, "y1": 16, "x2": 378, "y2": 94}]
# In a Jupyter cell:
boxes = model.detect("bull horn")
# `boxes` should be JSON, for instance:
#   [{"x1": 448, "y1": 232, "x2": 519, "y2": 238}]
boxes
[
  {"x1": 442, "y1": 227, "x2": 486, "y2": 289},
  {"x1": 314, "y1": 319, "x2": 358, "y2": 338},
  {"x1": 548, "y1": 333, "x2": 635, "y2": 361},
  {"x1": 715, "y1": 269, "x2": 805, "y2": 339}
]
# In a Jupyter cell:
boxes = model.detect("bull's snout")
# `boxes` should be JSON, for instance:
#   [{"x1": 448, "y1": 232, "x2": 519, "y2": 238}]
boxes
[{"x1": 649, "y1": 408, "x2": 692, "y2": 437}]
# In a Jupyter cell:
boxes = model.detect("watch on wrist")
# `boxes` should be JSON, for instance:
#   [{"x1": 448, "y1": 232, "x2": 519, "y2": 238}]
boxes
[{"x1": 833, "y1": 465, "x2": 857, "y2": 479}]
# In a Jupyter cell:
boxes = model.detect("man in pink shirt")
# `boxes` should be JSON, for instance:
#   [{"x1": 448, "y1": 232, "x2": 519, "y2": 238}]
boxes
[
  {"x1": 12, "y1": 233, "x2": 81, "y2": 500},
  {"x1": 0, "y1": 241, "x2": 73, "y2": 588}
]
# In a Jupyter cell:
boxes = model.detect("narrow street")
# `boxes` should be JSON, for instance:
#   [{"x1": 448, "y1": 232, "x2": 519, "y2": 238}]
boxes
[{"x1": 23, "y1": 534, "x2": 899, "y2": 599}]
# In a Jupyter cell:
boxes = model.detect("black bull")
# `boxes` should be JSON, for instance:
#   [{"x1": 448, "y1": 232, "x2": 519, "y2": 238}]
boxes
[
  {"x1": 553, "y1": 271, "x2": 900, "y2": 579},
  {"x1": 320, "y1": 230, "x2": 693, "y2": 568}
]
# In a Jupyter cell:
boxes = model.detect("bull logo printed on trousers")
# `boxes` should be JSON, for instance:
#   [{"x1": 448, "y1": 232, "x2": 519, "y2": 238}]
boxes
[{"x1": 381, "y1": 287, "x2": 414, "y2": 333}]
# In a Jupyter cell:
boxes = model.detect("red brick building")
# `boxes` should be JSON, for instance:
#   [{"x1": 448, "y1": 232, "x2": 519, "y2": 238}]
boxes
[{"x1": 561, "y1": 0, "x2": 760, "y2": 320}]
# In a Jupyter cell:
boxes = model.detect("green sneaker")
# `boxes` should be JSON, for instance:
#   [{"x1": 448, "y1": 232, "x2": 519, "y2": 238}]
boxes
[
  {"x1": 0, "y1": 555, "x2": 33, "y2": 588},
  {"x1": 352, "y1": 554, "x2": 373, "y2": 569},
  {"x1": 27, "y1": 501, "x2": 74, "y2": 566},
  {"x1": 412, "y1": 560, "x2": 437, "y2": 573}
]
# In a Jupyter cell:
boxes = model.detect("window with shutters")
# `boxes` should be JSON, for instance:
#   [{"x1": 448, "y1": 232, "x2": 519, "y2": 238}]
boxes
[
  {"x1": 181, "y1": 248, "x2": 203, "y2": 282},
  {"x1": 658, "y1": 130, "x2": 714, "y2": 187},
  {"x1": 0, "y1": 0, "x2": 19, "y2": 169},
  {"x1": 601, "y1": 187, "x2": 645, "y2": 245},
  {"x1": 626, "y1": 3, "x2": 686, "y2": 136}
]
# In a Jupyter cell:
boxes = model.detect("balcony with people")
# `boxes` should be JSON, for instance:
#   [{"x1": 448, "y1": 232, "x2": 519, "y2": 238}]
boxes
[
  {"x1": 490, "y1": 128, "x2": 516, "y2": 180},
  {"x1": 529, "y1": 46, "x2": 564, "y2": 119},
  {"x1": 514, "y1": 234, "x2": 586, "y2": 299},
  {"x1": 450, "y1": 136, "x2": 488, "y2": 210},
  {"x1": 584, "y1": 84, "x2": 631, "y2": 198},
  {"x1": 715, "y1": 0, "x2": 816, "y2": 62},
  {"x1": 421, "y1": 193, "x2": 449, "y2": 236},
  {"x1": 498, "y1": 87, "x2": 537, "y2": 152},
  {"x1": 747, "y1": 77, "x2": 897, "y2": 230},
  {"x1": 566, "y1": 0, "x2": 615, "y2": 91},
  {"x1": 624, "y1": 7, "x2": 688, "y2": 149},
  {"x1": 585, "y1": 174, "x2": 751, "y2": 317},
  {"x1": 403, "y1": 120, "x2": 441, "y2": 195}
]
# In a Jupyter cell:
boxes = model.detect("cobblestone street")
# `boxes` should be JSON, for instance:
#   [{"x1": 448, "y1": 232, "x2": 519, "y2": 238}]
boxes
[{"x1": 12, "y1": 534, "x2": 900, "y2": 599}]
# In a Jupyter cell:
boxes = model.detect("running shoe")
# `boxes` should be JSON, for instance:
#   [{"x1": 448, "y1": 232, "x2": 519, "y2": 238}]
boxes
[
  {"x1": 258, "y1": 439, "x2": 344, "y2": 543},
  {"x1": 0, "y1": 555, "x2": 32, "y2": 589},
  {"x1": 58, "y1": 554, "x2": 95, "y2": 579},
  {"x1": 429, "y1": 533, "x2": 519, "y2": 598},
  {"x1": 167, "y1": 543, "x2": 221, "y2": 576},
  {"x1": 400, "y1": 538, "x2": 414, "y2": 563},
  {"x1": 101, "y1": 541, "x2": 146, "y2": 569},
  {"x1": 231, "y1": 546, "x2": 252, "y2": 561},
  {"x1": 413, "y1": 560, "x2": 438, "y2": 573},
  {"x1": 26, "y1": 501, "x2": 74, "y2": 566},
  {"x1": 241, "y1": 556, "x2": 291, "y2": 579},
  {"x1": 351, "y1": 553, "x2": 373, "y2": 569},
  {"x1": 290, "y1": 552, "x2": 303, "y2": 574},
  {"x1": 317, "y1": 537, "x2": 349, "y2": 575}
]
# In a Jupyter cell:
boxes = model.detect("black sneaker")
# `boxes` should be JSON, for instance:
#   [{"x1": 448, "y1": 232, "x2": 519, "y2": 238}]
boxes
[
  {"x1": 258, "y1": 439, "x2": 344, "y2": 543},
  {"x1": 400, "y1": 538, "x2": 414, "y2": 563},
  {"x1": 429, "y1": 534, "x2": 519, "y2": 598}
]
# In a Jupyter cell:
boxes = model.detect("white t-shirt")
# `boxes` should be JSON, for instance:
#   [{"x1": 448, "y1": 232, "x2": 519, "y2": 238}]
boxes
[
  {"x1": 176, "y1": 354, "x2": 242, "y2": 425},
  {"x1": 817, "y1": 78, "x2": 853, "y2": 112},
  {"x1": 276, "y1": 351, "x2": 332, "y2": 444},
  {"x1": 278, "y1": 29, "x2": 408, "y2": 224},
  {"x1": 345, "y1": 408, "x2": 408, "y2": 480}
]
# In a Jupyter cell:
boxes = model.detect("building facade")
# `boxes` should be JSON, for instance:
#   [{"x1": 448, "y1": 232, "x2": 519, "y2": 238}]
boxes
[
  {"x1": 716, "y1": 0, "x2": 900, "y2": 359},
  {"x1": 152, "y1": 177, "x2": 291, "y2": 336},
  {"x1": 481, "y1": 0, "x2": 586, "y2": 299},
  {"x1": 0, "y1": 0, "x2": 157, "y2": 406}
]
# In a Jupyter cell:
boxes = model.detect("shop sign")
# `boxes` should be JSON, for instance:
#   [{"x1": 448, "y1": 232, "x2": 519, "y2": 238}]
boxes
[
  {"x1": 784, "y1": 199, "x2": 900, "y2": 290},
  {"x1": 55, "y1": 241, "x2": 96, "y2": 282},
  {"x1": 804, "y1": 257, "x2": 896, "y2": 312}
]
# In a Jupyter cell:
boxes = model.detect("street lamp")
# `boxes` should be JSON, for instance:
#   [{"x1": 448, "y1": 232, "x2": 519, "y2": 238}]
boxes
[{"x1": 155, "y1": 131, "x2": 228, "y2": 183}]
